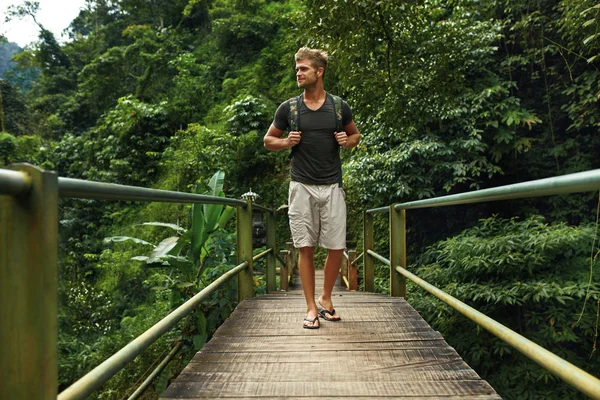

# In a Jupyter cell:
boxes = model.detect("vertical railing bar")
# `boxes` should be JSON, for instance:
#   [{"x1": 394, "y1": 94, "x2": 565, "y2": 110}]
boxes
[
  {"x1": 389, "y1": 204, "x2": 405, "y2": 297},
  {"x1": 237, "y1": 201, "x2": 254, "y2": 301},
  {"x1": 363, "y1": 211, "x2": 375, "y2": 292},
  {"x1": 348, "y1": 249, "x2": 358, "y2": 291},
  {"x1": 1, "y1": 164, "x2": 58, "y2": 400},
  {"x1": 279, "y1": 250, "x2": 290, "y2": 291},
  {"x1": 340, "y1": 250, "x2": 349, "y2": 288},
  {"x1": 266, "y1": 211, "x2": 277, "y2": 293}
]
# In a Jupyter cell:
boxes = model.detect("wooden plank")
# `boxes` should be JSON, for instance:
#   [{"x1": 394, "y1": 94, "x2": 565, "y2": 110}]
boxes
[
  {"x1": 212, "y1": 326, "x2": 439, "y2": 337},
  {"x1": 225, "y1": 311, "x2": 426, "y2": 322},
  {"x1": 200, "y1": 340, "x2": 448, "y2": 352},
  {"x1": 178, "y1": 359, "x2": 475, "y2": 375},
  {"x1": 162, "y1": 397, "x2": 501, "y2": 400},
  {"x1": 206, "y1": 330, "x2": 445, "y2": 344},
  {"x1": 174, "y1": 367, "x2": 483, "y2": 382},
  {"x1": 186, "y1": 347, "x2": 462, "y2": 364},
  {"x1": 162, "y1": 381, "x2": 498, "y2": 398}
]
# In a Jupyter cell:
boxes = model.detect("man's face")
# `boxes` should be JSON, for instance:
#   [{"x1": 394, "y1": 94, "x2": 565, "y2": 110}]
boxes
[{"x1": 295, "y1": 59, "x2": 320, "y2": 88}]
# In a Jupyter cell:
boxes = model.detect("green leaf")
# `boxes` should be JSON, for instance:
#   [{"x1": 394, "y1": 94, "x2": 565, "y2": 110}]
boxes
[
  {"x1": 217, "y1": 206, "x2": 236, "y2": 229},
  {"x1": 204, "y1": 171, "x2": 226, "y2": 232},
  {"x1": 141, "y1": 222, "x2": 185, "y2": 231},
  {"x1": 207, "y1": 170, "x2": 225, "y2": 196},
  {"x1": 193, "y1": 333, "x2": 207, "y2": 350},
  {"x1": 169, "y1": 230, "x2": 191, "y2": 256},
  {"x1": 583, "y1": 33, "x2": 599, "y2": 45},
  {"x1": 582, "y1": 18, "x2": 596, "y2": 28},
  {"x1": 204, "y1": 202, "x2": 224, "y2": 233},
  {"x1": 192, "y1": 188, "x2": 207, "y2": 264},
  {"x1": 176, "y1": 281, "x2": 194, "y2": 289},
  {"x1": 155, "y1": 365, "x2": 172, "y2": 393},
  {"x1": 148, "y1": 237, "x2": 180, "y2": 263},
  {"x1": 104, "y1": 236, "x2": 155, "y2": 246},
  {"x1": 581, "y1": 4, "x2": 600, "y2": 16},
  {"x1": 196, "y1": 312, "x2": 207, "y2": 334}
]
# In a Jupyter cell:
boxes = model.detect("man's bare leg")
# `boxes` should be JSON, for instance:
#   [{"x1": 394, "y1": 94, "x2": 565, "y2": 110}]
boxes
[
  {"x1": 298, "y1": 246, "x2": 319, "y2": 328},
  {"x1": 318, "y1": 248, "x2": 344, "y2": 320}
]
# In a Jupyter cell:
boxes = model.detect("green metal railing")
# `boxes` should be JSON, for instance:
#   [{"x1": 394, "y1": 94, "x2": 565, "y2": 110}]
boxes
[
  {"x1": 0, "y1": 164, "x2": 279, "y2": 400},
  {"x1": 363, "y1": 168, "x2": 600, "y2": 399},
  {"x1": 5, "y1": 163, "x2": 600, "y2": 398}
]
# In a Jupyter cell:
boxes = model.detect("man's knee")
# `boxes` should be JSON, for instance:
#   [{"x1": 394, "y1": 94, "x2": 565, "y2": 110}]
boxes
[{"x1": 298, "y1": 246, "x2": 316, "y2": 256}]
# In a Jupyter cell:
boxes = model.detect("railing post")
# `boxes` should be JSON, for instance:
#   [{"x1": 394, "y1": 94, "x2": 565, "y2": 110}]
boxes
[
  {"x1": 237, "y1": 200, "x2": 254, "y2": 301},
  {"x1": 1, "y1": 164, "x2": 58, "y2": 400},
  {"x1": 363, "y1": 211, "x2": 375, "y2": 291},
  {"x1": 286, "y1": 241, "x2": 296, "y2": 283},
  {"x1": 348, "y1": 249, "x2": 358, "y2": 291},
  {"x1": 340, "y1": 251, "x2": 348, "y2": 288},
  {"x1": 389, "y1": 204, "x2": 406, "y2": 298},
  {"x1": 279, "y1": 250, "x2": 289, "y2": 291},
  {"x1": 265, "y1": 211, "x2": 276, "y2": 293}
]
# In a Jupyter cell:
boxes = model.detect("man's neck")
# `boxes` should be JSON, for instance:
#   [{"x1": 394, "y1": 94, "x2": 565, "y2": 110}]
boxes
[{"x1": 302, "y1": 83, "x2": 326, "y2": 102}]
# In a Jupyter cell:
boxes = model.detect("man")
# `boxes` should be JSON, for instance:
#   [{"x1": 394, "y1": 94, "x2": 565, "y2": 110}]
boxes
[{"x1": 263, "y1": 47, "x2": 360, "y2": 329}]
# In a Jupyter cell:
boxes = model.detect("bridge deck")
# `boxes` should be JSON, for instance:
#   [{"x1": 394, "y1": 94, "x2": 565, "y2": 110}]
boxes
[{"x1": 161, "y1": 270, "x2": 501, "y2": 399}]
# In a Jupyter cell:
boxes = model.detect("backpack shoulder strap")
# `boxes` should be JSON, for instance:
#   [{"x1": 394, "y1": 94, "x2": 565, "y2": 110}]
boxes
[
  {"x1": 328, "y1": 93, "x2": 343, "y2": 132},
  {"x1": 288, "y1": 95, "x2": 302, "y2": 159},
  {"x1": 327, "y1": 93, "x2": 344, "y2": 187},
  {"x1": 288, "y1": 95, "x2": 302, "y2": 131}
]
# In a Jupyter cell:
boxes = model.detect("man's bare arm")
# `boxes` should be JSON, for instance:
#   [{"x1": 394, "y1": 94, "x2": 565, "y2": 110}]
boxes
[
  {"x1": 334, "y1": 120, "x2": 361, "y2": 149},
  {"x1": 264, "y1": 124, "x2": 301, "y2": 151}
]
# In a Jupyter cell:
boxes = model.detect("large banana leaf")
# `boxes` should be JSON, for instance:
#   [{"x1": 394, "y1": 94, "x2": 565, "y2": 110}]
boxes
[
  {"x1": 141, "y1": 222, "x2": 185, "y2": 231},
  {"x1": 217, "y1": 206, "x2": 235, "y2": 229},
  {"x1": 167, "y1": 230, "x2": 191, "y2": 258},
  {"x1": 148, "y1": 236, "x2": 179, "y2": 263},
  {"x1": 191, "y1": 171, "x2": 235, "y2": 270},
  {"x1": 192, "y1": 184, "x2": 208, "y2": 264},
  {"x1": 104, "y1": 236, "x2": 155, "y2": 247},
  {"x1": 204, "y1": 171, "x2": 225, "y2": 232}
]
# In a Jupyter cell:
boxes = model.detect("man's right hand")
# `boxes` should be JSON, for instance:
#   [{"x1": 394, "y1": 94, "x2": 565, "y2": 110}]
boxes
[{"x1": 287, "y1": 131, "x2": 302, "y2": 148}]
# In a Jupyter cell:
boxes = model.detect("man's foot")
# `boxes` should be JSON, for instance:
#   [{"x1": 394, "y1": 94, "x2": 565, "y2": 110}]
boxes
[
  {"x1": 318, "y1": 308, "x2": 341, "y2": 321},
  {"x1": 317, "y1": 297, "x2": 341, "y2": 321},
  {"x1": 303, "y1": 315, "x2": 320, "y2": 329}
]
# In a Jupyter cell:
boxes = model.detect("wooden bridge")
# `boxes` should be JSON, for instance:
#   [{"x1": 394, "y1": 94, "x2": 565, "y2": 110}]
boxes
[
  {"x1": 3, "y1": 166, "x2": 600, "y2": 399},
  {"x1": 160, "y1": 270, "x2": 500, "y2": 399}
]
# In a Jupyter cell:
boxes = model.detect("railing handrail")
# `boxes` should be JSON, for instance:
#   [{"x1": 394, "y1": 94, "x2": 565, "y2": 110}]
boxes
[
  {"x1": 364, "y1": 249, "x2": 600, "y2": 399},
  {"x1": 363, "y1": 168, "x2": 600, "y2": 399},
  {"x1": 365, "y1": 168, "x2": 600, "y2": 213},
  {"x1": 58, "y1": 177, "x2": 248, "y2": 207},
  {"x1": 365, "y1": 205, "x2": 390, "y2": 214},
  {"x1": 0, "y1": 167, "x2": 273, "y2": 209},
  {"x1": 0, "y1": 168, "x2": 32, "y2": 196}
]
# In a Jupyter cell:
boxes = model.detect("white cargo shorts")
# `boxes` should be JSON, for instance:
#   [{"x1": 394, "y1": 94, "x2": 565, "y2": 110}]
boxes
[{"x1": 288, "y1": 181, "x2": 346, "y2": 250}]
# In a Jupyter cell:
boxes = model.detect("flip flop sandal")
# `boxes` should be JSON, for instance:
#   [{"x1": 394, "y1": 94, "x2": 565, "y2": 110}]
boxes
[
  {"x1": 318, "y1": 308, "x2": 341, "y2": 322},
  {"x1": 303, "y1": 316, "x2": 320, "y2": 329}
]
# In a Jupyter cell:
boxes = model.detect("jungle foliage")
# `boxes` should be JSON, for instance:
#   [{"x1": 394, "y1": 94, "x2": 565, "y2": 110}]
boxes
[{"x1": 1, "y1": 0, "x2": 599, "y2": 398}]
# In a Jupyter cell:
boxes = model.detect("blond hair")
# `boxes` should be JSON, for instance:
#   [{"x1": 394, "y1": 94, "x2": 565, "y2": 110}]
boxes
[{"x1": 295, "y1": 47, "x2": 328, "y2": 72}]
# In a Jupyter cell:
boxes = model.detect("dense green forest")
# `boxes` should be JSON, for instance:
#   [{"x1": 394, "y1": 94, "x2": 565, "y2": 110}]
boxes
[{"x1": 1, "y1": 0, "x2": 599, "y2": 398}]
